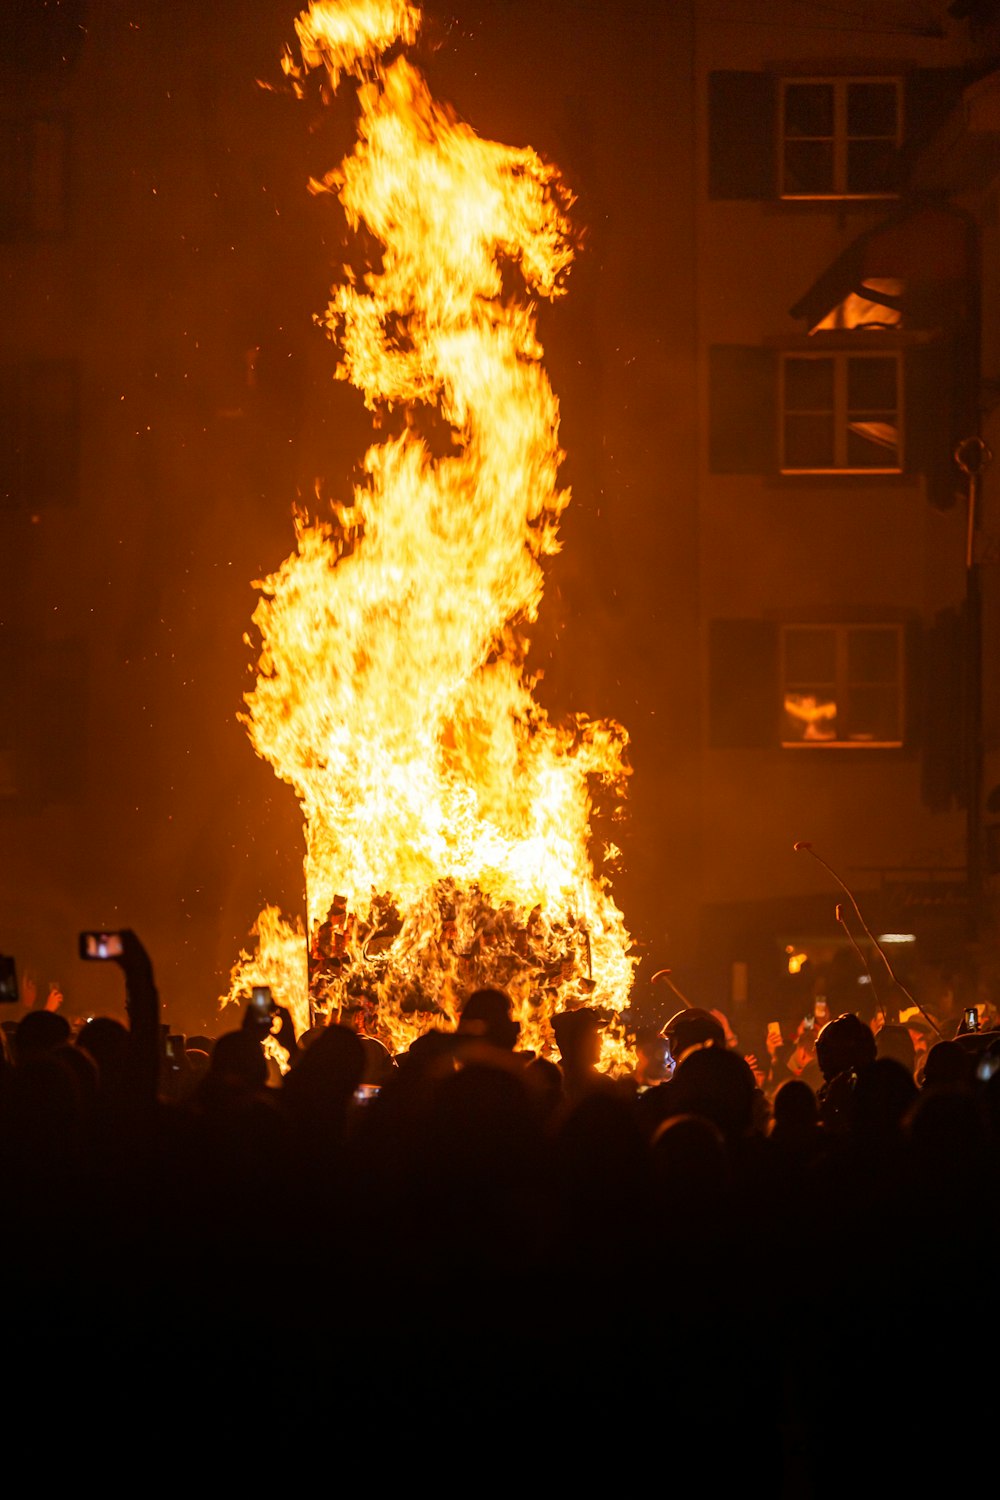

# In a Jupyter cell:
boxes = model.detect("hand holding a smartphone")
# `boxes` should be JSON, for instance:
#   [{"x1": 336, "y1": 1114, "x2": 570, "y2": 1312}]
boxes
[{"x1": 243, "y1": 984, "x2": 278, "y2": 1038}]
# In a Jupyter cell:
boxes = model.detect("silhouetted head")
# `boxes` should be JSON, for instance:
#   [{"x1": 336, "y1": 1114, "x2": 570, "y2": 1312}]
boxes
[
  {"x1": 668, "y1": 1045, "x2": 758, "y2": 1142},
  {"x1": 551, "y1": 1007, "x2": 603, "y2": 1069},
  {"x1": 850, "y1": 1055, "x2": 918, "y2": 1140},
  {"x1": 664, "y1": 1007, "x2": 726, "y2": 1064},
  {"x1": 12, "y1": 1010, "x2": 71, "y2": 1062},
  {"x1": 457, "y1": 987, "x2": 519, "y2": 1051},
  {"x1": 905, "y1": 1081, "x2": 989, "y2": 1179},
  {"x1": 771, "y1": 1076, "x2": 819, "y2": 1133},
  {"x1": 284, "y1": 1023, "x2": 366, "y2": 1101},
  {"x1": 399, "y1": 1027, "x2": 457, "y2": 1077},
  {"x1": 815, "y1": 1012, "x2": 877, "y2": 1083},
  {"x1": 633, "y1": 1026, "x2": 672, "y2": 1085},
  {"x1": 524, "y1": 1054, "x2": 564, "y2": 1116},
  {"x1": 647, "y1": 1111, "x2": 733, "y2": 1222},
  {"x1": 206, "y1": 1029, "x2": 269, "y2": 1093},
  {"x1": 649, "y1": 1111, "x2": 729, "y2": 1192},
  {"x1": 359, "y1": 1035, "x2": 396, "y2": 1086},
  {"x1": 876, "y1": 1023, "x2": 916, "y2": 1078},
  {"x1": 921, "y1": 1038, "x2": 975, "y2": 1090},
  {"x1": 76, "y1": 1016, "x2": 130, "y2": 1088}
]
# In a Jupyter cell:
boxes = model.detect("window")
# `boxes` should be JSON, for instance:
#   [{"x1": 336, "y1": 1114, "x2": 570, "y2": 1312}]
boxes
[
  {"x1": 0, "y1": 115, "x2": 69, "y2": 240},
  {"x1": 780, "y1": 351, "x2": 901, "y2": 474},
  {"x1": 781, "y1": 624, "x2": 903, "y2": 748},
  {"x1": 780, "y1": 78, "x2": 901, "y2": 199}
]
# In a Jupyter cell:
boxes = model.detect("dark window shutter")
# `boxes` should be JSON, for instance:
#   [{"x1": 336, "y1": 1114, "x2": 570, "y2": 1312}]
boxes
[
  {"x1": 709, "y1": 345, "x2": 777, "y2": 474},
  {"x1": 0, "y1": 1, "x2": 87, "y2": 71},
  {"x1": 709, "y1": 619, "x2": 779, "y2": 748},
  {"x1": 0, "y1": 360, "x2": 80, "y2": 510},
  {"x1": 902, "y1": 68, "x2": 971, "y2": 158},
  {"x1": 16, "y1": 638, "x2": 87, "y2": 805},
  {"x1": 905, "y1": 344, "x2": 964, "y2": 511},
  {"x1": 919, "y1": 605, "x2": 966, "y2": 812},
  {"x1": 904, "y1": 616, "x2": 923, "y2": 751},
  {"x1": 709, "y1": 72, "x2": 776, "y2": 200}
]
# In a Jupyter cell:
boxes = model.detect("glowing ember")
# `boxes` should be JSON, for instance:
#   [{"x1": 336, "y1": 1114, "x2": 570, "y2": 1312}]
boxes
[{"x1": 223, "y1": 0, "x2": 636, "y2": 1065}]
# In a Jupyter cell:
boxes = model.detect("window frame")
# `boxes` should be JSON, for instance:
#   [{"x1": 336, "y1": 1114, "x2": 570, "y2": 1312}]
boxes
[
  {"x1": 778, "y1": 347, "x2": 904, "y2": 476},
  {"x1": 780, "y1": 622, "x2": 906, "y2": 750},
  {"x1": 779, "y1": 76, "x2": 903, "y2": 201}
]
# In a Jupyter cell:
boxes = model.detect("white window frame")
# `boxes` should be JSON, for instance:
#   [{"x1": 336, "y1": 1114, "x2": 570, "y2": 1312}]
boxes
[
  {"x1": 780, "y1": 623, "x2": 905, "y2": 749},
  {"x1": 779, "y1": 349, "x2": 903, "y2": 476},
  {"x1": 779, "y1": 76, "x2": 902, "y2": 201}
]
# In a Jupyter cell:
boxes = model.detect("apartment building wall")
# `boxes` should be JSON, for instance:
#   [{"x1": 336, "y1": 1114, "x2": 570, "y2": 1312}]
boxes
[{"x1": 691, "y1": 1, "x2": 1000, "y2": 1020}]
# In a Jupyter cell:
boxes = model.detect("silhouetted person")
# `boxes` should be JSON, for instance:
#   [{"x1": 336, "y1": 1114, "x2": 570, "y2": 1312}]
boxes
[
  {"x1": 814, "y1": 1011, "x2": 877, "y2": 1135},
  {"x1": 455, "y1": 985, "x2": 520, "y2": 1052},
  {"x1": 664, "y1": 1005, "x2": 727, "y2": 1062},
  {"x1": 875, "y1": 1021, "x2": 917, "y2": 1080},
  {"x1": 920, "y1": 1037, "x2": 975, "y2": 1090},
  {"x1": 550, "y1": 1005, "x2": 617, "y2": 1112},
  {"x1": 76, "y1": 1015, "x2": 130, "y2": 1098},
  {"x1": 10, "y1": 1008, "x2": 71, "y2": 1062},
  {"x1": 769, "y1": 1076, "x2": 824, "y2": 1171}
]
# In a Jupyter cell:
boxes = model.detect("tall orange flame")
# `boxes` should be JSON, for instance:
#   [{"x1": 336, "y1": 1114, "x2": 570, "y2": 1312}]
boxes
[{"x1": 224, "y1": 0, "x2": 635, "y2": 1064}]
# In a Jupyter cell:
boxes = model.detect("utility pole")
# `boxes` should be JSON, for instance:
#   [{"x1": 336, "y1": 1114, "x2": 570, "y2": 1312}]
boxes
[{"x1": 955, "y1": 434, "x2": 993, "y2": 942}]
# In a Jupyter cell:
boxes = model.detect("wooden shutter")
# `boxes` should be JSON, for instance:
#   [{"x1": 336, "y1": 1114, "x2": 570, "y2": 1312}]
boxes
[
  {"x1": 708, "y1": 72, "x2": 776, "y2": 200},
  {"x1": 709, "y1": 345, "x2": 777, "y2": 474},
  {"x1": 709, "y1": 619, "x2": 779, "y2": 749}
]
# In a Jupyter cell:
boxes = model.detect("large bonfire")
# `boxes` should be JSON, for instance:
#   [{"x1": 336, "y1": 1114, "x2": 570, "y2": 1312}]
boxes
[{"x1": 224, "y1": 0, "x2": 636, "y2": 1066}]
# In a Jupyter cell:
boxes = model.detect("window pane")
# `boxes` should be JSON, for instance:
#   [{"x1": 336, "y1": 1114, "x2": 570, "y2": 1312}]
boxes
[
  {"x1": 846, "y1": 419, "x2": 898, "y2": 468},
  {"x1": 784, "y1": 414, "x2": 835, "y2": 469},
  {"x1": 785, "y1": 357, "x2": 834, "y2": 410},
  {"x1": 846, "y1": 139, "x2": 899, "y2": 194},
  {"x1": 845, "y1": 684, "x2": 900, "y2": 741},
  {"x1": 847, "y1": 356, "x2": 897, "y2": 409},
  {"x1": 847, "y1": 82, "x2": 897, "y2": 137},
  {"x1": 783, "y1": 691, "x2": 838, "y2": 742},
  {"x1": 785, "y1": 628, "x2": 836, "y2": 681},
  {"x1": 848, "y1": 627, "x2": 899, "y2": 683},
  {"x1": 784, "y1": 84, "x2": 834, "y2": 137},
  {"x1": 784, "y1": 140, "x2": 834, "y2": 194}
]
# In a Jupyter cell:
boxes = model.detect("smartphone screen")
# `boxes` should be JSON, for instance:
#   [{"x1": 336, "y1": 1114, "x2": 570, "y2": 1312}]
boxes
[
  {"x1": 79, "y1": 932, "x2": 124, "y2": 961},
  {"x1": 0, "y1": 955, "x2": 19, "y2": 1004},
  {"x1": 251, "y1": 985, "x2": 275, "y2": 1016}
]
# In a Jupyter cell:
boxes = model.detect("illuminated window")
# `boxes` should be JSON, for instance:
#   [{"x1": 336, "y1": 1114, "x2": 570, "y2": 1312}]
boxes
[
  {"x1": 781, "y1": 624, "x2": 903, "y2": 748},
  {"x1": 780, "y1": 79, "x2": 901, "y2": 200},
  {"x1": 780, "y1": 351, "x2": 901, "y2": 474},
  {"x1": 0, "y1": 115, "x2": 69, "y2": 240}
]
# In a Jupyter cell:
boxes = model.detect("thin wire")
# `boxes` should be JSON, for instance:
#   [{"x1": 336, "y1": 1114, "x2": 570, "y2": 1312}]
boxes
[
  {"x1": 836, "y1": 901, "x2": 886, "y2": 1026},
  {"x1": 650, "y1": 969, "x2": 694, "y2": 1010},
  {"x1": 794, "y1": 842, "x2": 943, "y2": 1039}
]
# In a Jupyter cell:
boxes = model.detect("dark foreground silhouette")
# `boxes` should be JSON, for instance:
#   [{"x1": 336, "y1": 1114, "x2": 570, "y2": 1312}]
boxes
[{"x1": 1, "y1": 944, "x2": 996, "y2": 1491}]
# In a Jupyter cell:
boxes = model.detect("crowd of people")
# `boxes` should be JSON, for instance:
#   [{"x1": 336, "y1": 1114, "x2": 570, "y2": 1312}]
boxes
[{"x1": 1, "y1": 929, "x2": 997, "y2": 1489}]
